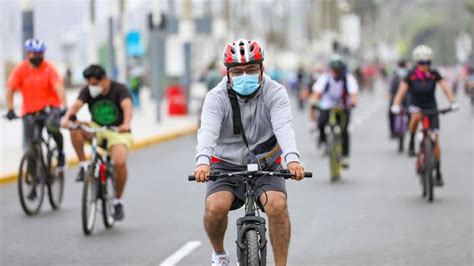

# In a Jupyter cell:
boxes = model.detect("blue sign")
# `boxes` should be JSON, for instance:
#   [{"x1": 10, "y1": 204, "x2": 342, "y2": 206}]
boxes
[{"x1": 126, "y1": 31, "x2": 144, "y2": 56}]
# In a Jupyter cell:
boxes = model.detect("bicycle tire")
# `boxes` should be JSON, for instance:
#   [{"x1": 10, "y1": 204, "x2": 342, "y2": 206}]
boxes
[
  {"x1": 82, "y1": 165, "x2": 98, "y2": 235},
  {"x1": 47, "y1": 147, "x2": 64, "y2": 210},
  {"x1": 245, "y1": 230, "x2": 260, "y2": 266},
  {"x1": 328, "y1": 133, "x2": 341, "y2": 182},
  {"x1": 18, "y1": 151, "x2": 44, "y2": 215},
  {"x1": 102, "y1": 173, "x2": 115, "y2": 229},
  {"x1": 424, "y1": 140, "x2": 435, "y2": 202}
]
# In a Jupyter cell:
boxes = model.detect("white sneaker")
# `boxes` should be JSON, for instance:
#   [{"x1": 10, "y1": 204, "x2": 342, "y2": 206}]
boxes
[
  {"x1": 341, "y1": 157, "x2": 350, "y2": 169},
  {"x1": 211, "y1": 250, "x2": 229, "y2": 266}
]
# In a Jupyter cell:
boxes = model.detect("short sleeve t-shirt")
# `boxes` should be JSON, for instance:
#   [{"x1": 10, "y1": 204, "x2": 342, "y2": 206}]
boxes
[
  {"x1": 8, "y1": 60, "x2": 62, "y2": 115},
  {"x1": 404, "y1": 68, "x2": 442, "y2": 109},
  {"x1": 78, "y1": 81, "x2": 131, "y2": 126},
  {"x1": 312, "y1": 72, "x2": 359, "y2": 109}
]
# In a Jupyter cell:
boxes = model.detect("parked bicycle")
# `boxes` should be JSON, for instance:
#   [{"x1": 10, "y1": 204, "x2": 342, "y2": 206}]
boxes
[
  {"x1": 69, "y1": 122, "x2": 116, "y2": 235},
  {"x1": 415, "y1": 107, "x2": 453, "y2": 202},
  {"x1": 188, "y1": 167, "x2": 312, "y2": 266},
  {"x1": 6, "y1": 111, "x2": 65, "y2": 215}
]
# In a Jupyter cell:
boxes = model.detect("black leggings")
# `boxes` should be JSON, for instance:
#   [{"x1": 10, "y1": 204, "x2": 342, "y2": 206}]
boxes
[
  {"x1": 318, "y1": 109, "x2": 351, "y2": 156},
  {"x1": 22, "y1": 108, "x2": 64, "y2": 153}
]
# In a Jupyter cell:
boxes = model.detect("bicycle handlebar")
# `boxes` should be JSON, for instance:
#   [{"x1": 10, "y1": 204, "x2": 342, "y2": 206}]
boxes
[
  {"x1": 68, "y1": 123, "x2": 118, "y2": 134},
  {"x1": 420, "y1": 107, "x2": 453, "y2": 116},
  {"x1": 188, "y1": 170, "x2": 313, "y2": 181}
]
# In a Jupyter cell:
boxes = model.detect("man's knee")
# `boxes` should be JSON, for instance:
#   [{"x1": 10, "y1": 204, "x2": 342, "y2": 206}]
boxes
[
  {"x1": 205, "y1": 193, "x2": 232, "y2": 220},
  {"x1": 111, "y1": 145, "x2": 128, "y2": 166},
  {"x1": 264, "y1": 192, "x2": 288, "y2": 218}
]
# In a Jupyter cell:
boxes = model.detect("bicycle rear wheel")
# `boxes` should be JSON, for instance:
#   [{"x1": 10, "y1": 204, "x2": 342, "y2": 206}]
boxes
[
  {"x1": 47, "y1": 147, "x2": 64, "y2": 209},
  {"x1": 102, "y1": 172, "x2": 115, "y2": 228},
  {"x1": 18, "y1": 151, "x2": 44, "y2": 215},
  {"x1": 82, "y1": 165, "x2": 98, "y2": 235},
  {"x1": 244, "y1": 230, "x2": 261, "y2": 266}
]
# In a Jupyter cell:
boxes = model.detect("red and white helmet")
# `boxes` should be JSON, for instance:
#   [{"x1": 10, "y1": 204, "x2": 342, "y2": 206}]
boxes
[{"x1": 223, "y1": 39, "x2": 264, "y2": 68}]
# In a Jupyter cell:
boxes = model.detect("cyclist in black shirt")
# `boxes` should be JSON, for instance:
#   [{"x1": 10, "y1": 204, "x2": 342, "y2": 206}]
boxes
[{"x1": 391, "y1": 45, "x2": 458, "y2": 186}]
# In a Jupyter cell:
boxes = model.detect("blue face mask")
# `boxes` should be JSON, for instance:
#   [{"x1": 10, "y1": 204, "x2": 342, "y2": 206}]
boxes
[{"x1": 232, "y1": 74, "x2": 261, "y2": 96}]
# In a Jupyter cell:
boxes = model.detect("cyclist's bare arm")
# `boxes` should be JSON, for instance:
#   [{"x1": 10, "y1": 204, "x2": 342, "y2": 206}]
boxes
[
  {"x1": 54, "y1": 82, "x2": 67, "y2": 108},
  {"x1": 119, "y1": 98, "x2": 133, "y2": 132},
  {"x1": 61, "y1": 99, "x2": 84, "y2": 128},
  {"x1": 393, "y1": 80, "x2": 409, "y2": 106},
  {"x1": 350, "y1": 93, "x2": 358, "y2": 106},
  {"x1": 438, "y1": 79, "x2": 455, "y2": 103},
  {"x1": 5, "y1": 87, "x2": 15, "y2": 110}
]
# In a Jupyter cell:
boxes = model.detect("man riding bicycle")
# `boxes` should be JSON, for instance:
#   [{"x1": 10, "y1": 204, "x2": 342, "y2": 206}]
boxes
[
  {"x1": 391, "y1": 45, "x2": 458, "y2": 186},
  {"x1": 192, "y1": 39, "x2": 305, "y2": 266},
  {"x1": 310, "y1": 54, "x2": 359, "y2": 167},
  {"x1": 5, "y1": 38, "x2": 67, "y2": 176},
  {"x1": 60, "y1": 65, "x2": 133, "y2": 221}
]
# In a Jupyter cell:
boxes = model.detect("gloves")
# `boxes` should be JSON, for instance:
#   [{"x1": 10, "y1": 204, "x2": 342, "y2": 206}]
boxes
[
  {"x1": 5, "y1": 110, "x2": 18, "y2": 120},
  {"x1": 390, "y1": 105, "x2": 401, "y2": 114},
  {"x1": 450, "y1": 101, "x2": 459, "y2": 111}
]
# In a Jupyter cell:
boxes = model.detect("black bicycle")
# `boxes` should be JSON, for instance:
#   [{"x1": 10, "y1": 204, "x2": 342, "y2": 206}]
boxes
[
  {"x1": 8, "y1": 112, "x2": 65, "y2": 215},
  {"x1": 70, "y1": 123, "x2": 116, "y2": 235},
  {"x1": 415, "y1": 107, "x2": 453, "y2": 202},
  {"x1": 189, "y1": 168, "x2": 312, "y2": 266}
]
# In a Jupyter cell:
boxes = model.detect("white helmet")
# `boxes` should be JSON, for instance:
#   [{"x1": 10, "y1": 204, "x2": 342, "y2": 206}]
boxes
[{"x1": 412, "y1": 45, "x2": 433, "y2": 62}]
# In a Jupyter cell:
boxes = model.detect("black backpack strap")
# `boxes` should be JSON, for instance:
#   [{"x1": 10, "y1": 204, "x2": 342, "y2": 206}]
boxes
[{"x1": 227, "y1": 83, "x2": 250, "y2": 148}]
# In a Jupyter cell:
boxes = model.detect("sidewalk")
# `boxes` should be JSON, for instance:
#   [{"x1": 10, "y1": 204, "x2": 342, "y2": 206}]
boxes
[{"x1": 0, "y1": 86, "x2": 201, "y2": 182}]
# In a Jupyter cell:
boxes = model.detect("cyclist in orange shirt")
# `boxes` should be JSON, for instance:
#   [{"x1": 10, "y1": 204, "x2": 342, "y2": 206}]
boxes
[{"x1": 5, "y1": 38, "x2": 68, "y2": 174}]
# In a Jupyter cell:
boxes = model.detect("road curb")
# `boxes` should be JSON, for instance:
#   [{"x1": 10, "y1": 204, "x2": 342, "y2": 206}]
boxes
[{"x1": 0, "y1": 125, "x2": 198, "y2": 185}]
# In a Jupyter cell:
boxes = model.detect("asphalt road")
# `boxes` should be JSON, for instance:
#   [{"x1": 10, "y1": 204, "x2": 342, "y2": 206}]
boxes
[{"x1": 1, "y1": 85, "x2": 473, "y2": 266}]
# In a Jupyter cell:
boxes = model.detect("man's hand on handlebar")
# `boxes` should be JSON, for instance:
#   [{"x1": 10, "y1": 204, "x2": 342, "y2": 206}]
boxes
[
  {"x1": 118, "y1": 123, "x2": 131, "y2": 133},
  {"x1": 194, "y1": 164, "x2": 211, "y2": 183},
  {"x1": 287, "y1": 161, "x2": 305, "y2": 181}
]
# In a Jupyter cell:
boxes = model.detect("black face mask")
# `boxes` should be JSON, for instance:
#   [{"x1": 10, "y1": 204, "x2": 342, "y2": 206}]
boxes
[{"x1": 29, "y1": 57, "x2": 43, "y2": 67}]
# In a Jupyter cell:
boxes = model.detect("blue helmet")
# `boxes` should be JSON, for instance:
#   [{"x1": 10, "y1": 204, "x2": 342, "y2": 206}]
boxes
[{"x1": 24, "y1": 38, "x2": 46, "y2": 53}]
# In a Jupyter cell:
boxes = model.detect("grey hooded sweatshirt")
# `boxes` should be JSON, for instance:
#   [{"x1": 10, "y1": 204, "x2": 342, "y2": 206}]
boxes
[{"x1": 196, "y1": 74, "x2": 300, "y2": 167}]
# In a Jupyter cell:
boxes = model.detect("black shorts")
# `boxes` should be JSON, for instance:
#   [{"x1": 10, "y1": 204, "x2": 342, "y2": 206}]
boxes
[{"x1": 206, "y1": 161, "x2": 287, "y2": 211}]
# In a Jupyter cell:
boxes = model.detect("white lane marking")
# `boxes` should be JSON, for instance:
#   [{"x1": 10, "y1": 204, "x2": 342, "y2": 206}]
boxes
[
  {"x1": 349, "y1": 101, "x2": 385, "y2": 132},
  {"x1": 160, "y1": 241, "x2": 202, "y2": 266}
]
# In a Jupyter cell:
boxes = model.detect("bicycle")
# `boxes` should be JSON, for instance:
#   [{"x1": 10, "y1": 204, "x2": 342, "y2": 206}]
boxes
[
  {"x1": 316, "y1": 106, "x2": 347, "y2": 182},
  {"x1": 69, "y1": 123, "x2": 116, "y2": 235},
  {"x1": 415, "y1": 107, "x2": 453, "y2": 202},
  {"x1": 7, "y1": 111, "x2": 65, "y2": 215},
  {"x1": 188, "y1": 166, "x2": 312, "y2": 266}
]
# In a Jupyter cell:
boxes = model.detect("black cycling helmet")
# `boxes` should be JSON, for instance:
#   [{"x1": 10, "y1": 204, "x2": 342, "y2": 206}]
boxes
[{"x1": 328, "y1": 54, "x2": 345, "y2": 71}]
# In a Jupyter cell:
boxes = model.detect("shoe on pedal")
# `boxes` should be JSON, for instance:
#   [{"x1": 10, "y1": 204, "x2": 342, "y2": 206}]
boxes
[
  {"x1": 341, "y1": 157, "x2": 350, "y2": 169},
  {"x1": 211, "y1": 250, "x2": 229, "y2": 266},
  {"x1": 57, "y1": 152, "x2": 66, "y2": 168},
  {"x1": 75, "y1": 167, "x2": 85, "y2": 182},
  {"x1": 113, "y1": 203, "x2": 125, "y2": 221},
  {"x1": 435, "y1": 172, "x2": 444, "y2": 187}
]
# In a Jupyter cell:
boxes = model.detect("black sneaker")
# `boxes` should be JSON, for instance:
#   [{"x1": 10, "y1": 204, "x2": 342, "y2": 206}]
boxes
[
  {"x1": 408, "y1": 141, "x2": 416, "y2": 157},
  {"x1": 435, "y1": 171, "x2": 444, "y2": 187},
  {"x1": 75, "y1": 167, "x2": 85, "y2": 182},
  {"x1": 113, "y1": 203, "x2": 125, "y2": 221},
  {"x1": 57, "y1": 152, "x2": 65, "y2": 168}
]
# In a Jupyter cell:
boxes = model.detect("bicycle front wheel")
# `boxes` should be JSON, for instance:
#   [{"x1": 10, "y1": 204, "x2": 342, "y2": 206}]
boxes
[
  {"x1": 82, "y1": 166, "x2": 98, "y2": 235},
  {"x1": 244, "y1": 230, "x2": 261, "y2": 266},
  {"x1": 47, "y1": 147, "x2": 64, "y2": 209},
  {"x1": 423, "y1": 140, "x2": 435, "y2": 202},
  {"x1": 328, "y1": 134, "x2": 341, "y2": 182},
  {"x1": 18, "y1": 151, "x2": 44, "y2": 215},
  {"x1": 102, "y1": 173, "x2": 115, "y2": 228}
]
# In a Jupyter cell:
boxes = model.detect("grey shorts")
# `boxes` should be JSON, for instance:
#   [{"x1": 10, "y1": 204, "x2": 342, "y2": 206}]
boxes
[{"x1": 206, "y1": 161, "x2": 287, "y2": 211}]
